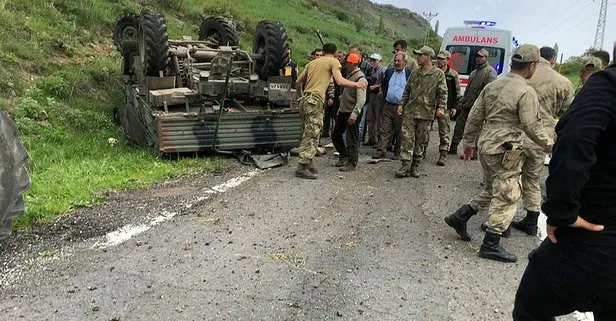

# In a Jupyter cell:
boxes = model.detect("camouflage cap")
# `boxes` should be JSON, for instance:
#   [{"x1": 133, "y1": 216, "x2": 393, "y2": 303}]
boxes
[
  {"x1": 413, "y1": 45, "x2": 436, "y2": 57},
  {"x1": 580, "y1": 56, "x2": 602, "y2": 71},
  {"x1": 476, "y1": 48, "x2": 490, "y2": 57},
  {"x1": 437, "y1": 50, "x2": 451, "y2": 59},
  {"x1": 512, "y1": 44, "x2": 540, "y2": 63}
]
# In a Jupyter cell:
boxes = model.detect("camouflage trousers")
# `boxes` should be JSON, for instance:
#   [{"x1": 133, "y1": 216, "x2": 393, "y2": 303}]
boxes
[
  {"x1": 400, "y1": 114, "x2": 431, "y2": 161},
  {"x1": 424, "y1": 116, "x2": 451, "y2": 152},
  {"x1": 521, "y1": 147, "x2": 545, "y2": 212},
  {"x1": 298, "y1": 93, "x2": 324, "y2": 165},
  {"x1": 470, "y1": 153, "x2": 523, "y2": 235}
]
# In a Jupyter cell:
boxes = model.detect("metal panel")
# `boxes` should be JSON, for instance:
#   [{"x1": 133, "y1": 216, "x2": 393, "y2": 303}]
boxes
[{"x1": 156, "y1": 110, "x2": 301, "y2": 154}]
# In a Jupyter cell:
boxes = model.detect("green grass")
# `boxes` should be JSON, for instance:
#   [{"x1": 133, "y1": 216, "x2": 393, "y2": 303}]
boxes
[{"x1": 0, "y1": 0, "x2": 427, "y2": 229}]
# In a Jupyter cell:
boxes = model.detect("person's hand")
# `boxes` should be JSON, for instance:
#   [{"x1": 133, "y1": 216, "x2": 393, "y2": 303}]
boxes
[
  {"x1": 463, "y1": 147, "x2": 475, "y2": 161},
  {"x1": 327, "y1": 98, "x2": 334, "y2": 106},
  {"x1": 547, "y1": 216, "x2": 604, "y2": 244},
  {"x1": 355, "y1": 82, "x2": 367, "y2": 90},
  {"x1": 369, "y1": 84, "x2": 379, "y2": 91},
  {"x1": 450, "y1": 108, "x2": 457, "y2": 117},
  {"x1": 436, "y1": 108, "x2": 445, "y2": 119},
  {"x1": 348, "y1": 114, "x2": 357, "y2": 125},
  {"x1": 397, "y1": 105, "x2": 403, "y2": 116}
]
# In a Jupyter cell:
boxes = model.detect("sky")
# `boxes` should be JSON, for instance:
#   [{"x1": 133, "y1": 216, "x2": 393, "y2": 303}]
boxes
[{"x1": 373, "y1": 0, "x2": 616, "y2": 61}]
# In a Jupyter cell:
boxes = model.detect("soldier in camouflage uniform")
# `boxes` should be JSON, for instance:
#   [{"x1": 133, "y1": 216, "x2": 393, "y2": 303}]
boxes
[
  {"x1": 511, "y1": 47, "x2": 575, "y2": 236},
  {"x1": 423, "y1": 50, "x2": 461, "y2": 166},
  {"x1": 395, "y1": 46, "x2": 448, "y2": 178},
  {"x1": 295, "y1": 43, "x2": 367, "y2": 179},
  {"x1": 449, "y1": 48, "x2": 497, "y2": 156},
  {"x1": 575, "y1": 56, "x2": 602, "y2": 95},
  {"x1": 444, "y1": 44, "x2": 553, "y2": 263}
]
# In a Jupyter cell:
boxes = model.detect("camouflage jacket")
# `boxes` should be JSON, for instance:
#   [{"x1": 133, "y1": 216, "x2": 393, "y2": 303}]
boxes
[
  {"x1": 444, "y1": 67, "x2": 461, "y2": 110},
  {"x1": 462, "y1": 73, "x2": 553, "y2": 155},
  {"x1": 524, "y1": 58, "x2": 575, "y2": 149},
  {"x1": 459, "y1": 62, "x2": 497, "y2": 110},
  {"x1": 399, "y1": 66, "x2": 448, "y2": 120}
]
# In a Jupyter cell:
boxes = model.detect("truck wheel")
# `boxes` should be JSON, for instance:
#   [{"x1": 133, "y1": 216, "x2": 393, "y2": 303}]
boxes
[
  {"x1": 139, "y1": 10, "x2": 170, "y2": 77},
  {"x1": 198, "y1": 16, "x2": 239, "y2": 47},
  {"x1": 114, "y1": 12, "x2": 140, "y2": 54},
  {"x1": 0, "y1": 111, "x2": 31, "y2": 240},
  {"x1": 253, "y1": 21, "x2": 289, "y2": 81}
]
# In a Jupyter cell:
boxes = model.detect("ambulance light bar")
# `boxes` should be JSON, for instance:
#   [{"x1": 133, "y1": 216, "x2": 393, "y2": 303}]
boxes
[{"x1": 463, "y1": 20, "x2": 497, "y2": 27}]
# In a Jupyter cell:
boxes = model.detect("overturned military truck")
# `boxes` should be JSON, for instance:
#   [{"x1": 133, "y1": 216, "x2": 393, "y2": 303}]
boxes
[
  {"x1": 114, "y1": 11, "x2": 300, "y2": 156},
  {"x1": 0, "y1": 111, "x2": 31, "y2": 240}
]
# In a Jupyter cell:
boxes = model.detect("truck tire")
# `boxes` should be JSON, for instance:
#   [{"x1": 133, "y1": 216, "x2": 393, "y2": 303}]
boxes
[
  {"x1": 0, "y1": 111, "x2": 31, "y2": 240},
  {"x1": 253, "y1": 21, "x2": 289, "y2": 81},
  {"x1": 113, "y1": 12, "x2": 140, "y2": 54},
  {"x1": 139, "y1": 10, "x2": 170, "y2": 77},
  {"x1": 198, "y1": 16, "x2": 239, "y2": 47}
]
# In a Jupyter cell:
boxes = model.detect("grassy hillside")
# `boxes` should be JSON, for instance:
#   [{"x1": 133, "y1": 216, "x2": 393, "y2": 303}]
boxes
[{"x1": 0, "y1": 0, "x2": 429, "y2": 228}]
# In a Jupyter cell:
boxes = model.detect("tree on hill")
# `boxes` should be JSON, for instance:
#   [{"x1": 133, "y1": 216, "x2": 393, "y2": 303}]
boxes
[{"x1": 376, "y1": 16, "x2": 385, "y2": 35}]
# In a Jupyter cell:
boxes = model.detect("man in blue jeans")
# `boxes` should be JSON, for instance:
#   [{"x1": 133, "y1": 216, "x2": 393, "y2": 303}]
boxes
[{"x1": 512, "y1": 65, "x2": 616, "y2": 320}]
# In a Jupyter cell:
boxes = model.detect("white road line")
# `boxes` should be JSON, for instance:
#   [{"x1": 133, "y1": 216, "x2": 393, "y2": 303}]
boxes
[
  {"x1": 93, "y1": 170, "x2": 260, "y2": 249},
  {"x1": 538, "y1": 212, "x2": 595, "y2": 321}
]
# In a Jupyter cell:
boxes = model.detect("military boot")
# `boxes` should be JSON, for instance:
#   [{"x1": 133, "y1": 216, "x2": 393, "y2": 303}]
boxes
[
  {"x1": 410, "y1": 160, "x2": 420, "y2": 178},
  {"x1": 307, "y1": 160, "x2": 318, "y2": 174},
  {"x1": 395, "y1": 161, "x2": 412, "y2": 178},
  {"x1": 295, "y1": 164, "x2": 317, "y2": 179},
  {"x1": 444, "y1": 204, "x2": 477, "y2": 241},
  {"x1": 339, "y1": 163, "x2": 356, "y2": 172},
  {"x1": 372, "y1": 150, "x2": 385, "y2": 159},
  {"x1": 335, "y1": 156, "x2": 347, "y2": 167},
  {"x1": 448, "y1": 142, "x2": 458, "y2": 155},
  {"x1": 436, "y1": 151, "x2": 447, "y2": 166},
  {"x1": 511, "y1": 211, "x2": 540, "y2": 236},
  {"x1": 479, "y1": 232, "x2": 518, "y2": 263},
  {"x1": 480, "y1": 222, "x2": 511, "y2": 238}
]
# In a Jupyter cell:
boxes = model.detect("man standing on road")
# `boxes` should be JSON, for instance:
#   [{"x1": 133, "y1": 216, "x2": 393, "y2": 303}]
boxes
[
  {"x1": 510, "y1": 46, "x2": 574, "y2": 237},
  {"x1": 395, "y1": 46, "x2": 448, "y2": 178},
  {"x1": 348, "y1": 46, "x2": 373, "y2": 144},
  {"x1": 372, "y1": 53, "x2": 411, "y2": 160},
  {"x1": 332, "y1": 53, "x2": 368, "y2": 172},
  {"x1": 424, "y1": 50, "x2": 461, "y2": 166},
  {"x1": 512, "y1": 64, "x2": 616, "y2": 321},
  {"x1": 294, "y1": 43, "x2": 367, "y2": 179},
  {"x1": 365, "y1": 53, "x2": 387, "y2": 146},
  {"x1": 448, "y1": 48, "x2": 497, "y2": 156},
  {"x1": 443, "y1": 45, "x2": 553, "y2": 263},
  {"x1": 392, "y1": 40, "x2": 419, "y2": 70},
  {"x1": 576, "y1": 56, "x2": 602, "y2": 95},
  {"x1": 592, "y1": 49, "x2": 610, "y2": 69}
]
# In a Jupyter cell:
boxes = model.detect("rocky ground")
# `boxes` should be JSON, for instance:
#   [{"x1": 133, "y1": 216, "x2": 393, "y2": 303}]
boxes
[{"x1": 0, "y1": 129, "x2": 581, "y2": 321}]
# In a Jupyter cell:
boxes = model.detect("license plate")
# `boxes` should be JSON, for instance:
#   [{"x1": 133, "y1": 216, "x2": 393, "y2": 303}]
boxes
[{"x1": 269, "y1": 83, "x2": 290, "y2": 90}]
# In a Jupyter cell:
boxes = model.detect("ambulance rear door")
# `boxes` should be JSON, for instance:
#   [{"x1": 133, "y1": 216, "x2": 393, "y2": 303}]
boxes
[{"x1": 441, "y1": 25, "x2": 513, "y2": 94}]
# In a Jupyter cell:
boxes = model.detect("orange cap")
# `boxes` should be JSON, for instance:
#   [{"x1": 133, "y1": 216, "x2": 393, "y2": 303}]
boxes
[{"x1": 346, "y1": 53, "x2": 361, "y2": 64}]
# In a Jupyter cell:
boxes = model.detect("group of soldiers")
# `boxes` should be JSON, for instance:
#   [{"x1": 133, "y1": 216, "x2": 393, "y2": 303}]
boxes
[{"x1": 293, "y1": 39, "x2": 609, "y2": 263}]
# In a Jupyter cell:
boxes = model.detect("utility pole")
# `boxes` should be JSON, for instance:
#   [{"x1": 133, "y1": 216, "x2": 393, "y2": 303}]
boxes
[
  {"x1": 423, "y1": 12, "x2": 438, "y2": 45},
  {"x1": 593, "y1": 0, "x2": 608, "y2": 49}
]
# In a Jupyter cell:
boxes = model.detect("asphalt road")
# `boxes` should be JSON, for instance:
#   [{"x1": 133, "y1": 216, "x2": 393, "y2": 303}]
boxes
[{"x1": 0, "y1": 128, "x2": 578, "y2": 321}]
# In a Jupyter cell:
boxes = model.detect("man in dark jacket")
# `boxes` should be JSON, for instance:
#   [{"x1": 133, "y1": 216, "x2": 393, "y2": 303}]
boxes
[
  {"x1": 512, "y1": 67, "x2": 616, "y2": 320},
  {"x1": 372, "y1": 52, "x2": 412, "y2": 160}
]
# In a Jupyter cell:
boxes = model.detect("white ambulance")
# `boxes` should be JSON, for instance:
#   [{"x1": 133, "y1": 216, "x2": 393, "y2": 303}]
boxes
[{"x1": 440, "y1": 21, "x2": 518, "y2": 94}]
